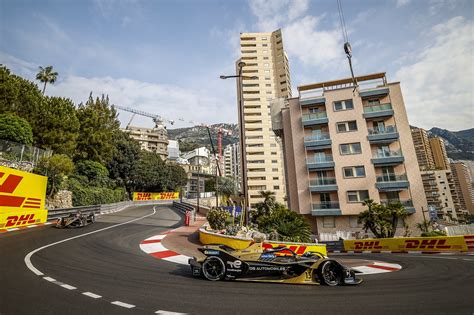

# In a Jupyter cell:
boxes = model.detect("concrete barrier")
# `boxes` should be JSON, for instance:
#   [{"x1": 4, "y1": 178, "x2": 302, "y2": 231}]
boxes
[{"x1": 343, "y1": 235, "x2": 474, "y2": 253}]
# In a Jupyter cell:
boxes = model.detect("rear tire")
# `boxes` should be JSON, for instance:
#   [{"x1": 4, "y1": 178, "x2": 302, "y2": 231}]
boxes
[
  {"x1": 318, "y1": 260, "x2": 342, "y2": 286},
  {"x1": 202, "y1": 257, "x2": 226, "y2": 281}
]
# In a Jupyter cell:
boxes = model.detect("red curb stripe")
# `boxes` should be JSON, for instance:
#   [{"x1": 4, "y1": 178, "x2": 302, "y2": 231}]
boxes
[
  {"x1": 141, "y1": 239, "x2": 162, "y2": 244},
  {"x1": 369, "y1": 264, "x2": 400, "y2": 271},
  {"x1": 150, "y1": 250, "x2": 178, "y2": 259},
  {"x1": 0, "y1": 229, "x2": 7, "y2": 233}
]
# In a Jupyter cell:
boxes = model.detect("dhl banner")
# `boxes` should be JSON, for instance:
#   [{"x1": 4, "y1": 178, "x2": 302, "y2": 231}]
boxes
[
  {"x1": 263, "y1": 241, "x2": 328, "y2": 257},
  {"x1": 133, "y1": 192, "x2": 179, "y2": 201},
  {"x1": 344, "y1": 236, "x2": 470, "y2": 252},
  {"x1": 0, "y1": 166, "x2": 48, "y2": 228}
]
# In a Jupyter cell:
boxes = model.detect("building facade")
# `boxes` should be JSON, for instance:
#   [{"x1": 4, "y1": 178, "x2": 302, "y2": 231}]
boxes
[
  {"x1": 124, "y1": 125, "x2": 169, "y2": 160},
  {"x1": 450, "y1": 161, "x2": 474, "y2": 214},
  {"x1": 273, "y1": 73, "x2": 426, "y2": 236},
  {"x1": 429, "y1": 137, "x2": 450, "y2": 170},
  {"x1": 223, "y1": 143, "x2": 240, "y2": 184},
  {"x1": 411, "y1": 128, "x2": 435, "y2": 171},
  {"x1": 167, "y1": 140, "x2": 180, "y2": 161},
  {"x1": 238, "y1": 29, "x2": 291, "y2": 207}
]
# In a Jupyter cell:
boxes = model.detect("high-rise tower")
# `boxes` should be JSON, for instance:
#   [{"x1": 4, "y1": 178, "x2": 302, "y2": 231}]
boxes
[{"x1": 238, "y1": 29, "x2": 292, "y2": 207}]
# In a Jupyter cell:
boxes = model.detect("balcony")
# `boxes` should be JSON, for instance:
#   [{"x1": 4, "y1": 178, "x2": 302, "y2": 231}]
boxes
[
  {"x1": 376, "y1": 174, "x2": 410, "y2": 191},
  {"x1": 363, "y1": 103, "x2": 394, "y2": 119},
  {"x1": 380, "y1": 199, "x2": 416, "y2": 214},
  {"x1": 300, "y1": 96, "x2": 326, "y2": 107},
  {"x1": 371, "y1": 150, "x2": 404, "y2": 166},
  {"x1": 302, "y1": 112, "x2": 328, "y2": 126},
  {"x1": 359, "y1": 86, "x2": 389, "y2": 98},
  {"x1": 367, "y1": 126, "x2": 399, "y2": 144},
  {"x1": 311, "y1": 202, "x2": 342, "y2": 216},
  {"x1": 309, "y1": 177, "x2": 338, "y2": 192},
  {"x1": 307, "y1": 156, "x2": 335, "y2": 170},
  {"x1": 304, "y1": 133, "x2": 332, "y2": 149}
]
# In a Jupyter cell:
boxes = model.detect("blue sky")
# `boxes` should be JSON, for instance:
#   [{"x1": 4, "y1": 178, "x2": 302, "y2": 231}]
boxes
[{"x1": 1, "y1": 0, "x2": 472, "y2": 131}]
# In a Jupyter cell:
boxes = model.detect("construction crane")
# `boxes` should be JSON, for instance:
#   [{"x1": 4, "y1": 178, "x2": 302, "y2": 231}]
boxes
[
  {"x1": 114, "y1": 105, "x2": 232, "y2": 164},
  {"x1": 337, "y1": 0, "x2": 358, "y2": 92},
  {"x1": 113, "y1": 104, "x2": 175, "y2": 129}
]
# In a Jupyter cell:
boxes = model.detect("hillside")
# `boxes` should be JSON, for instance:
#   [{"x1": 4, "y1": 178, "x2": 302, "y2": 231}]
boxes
[
  {"x1": 428, "y1": 127, "x2": 474, "y2": 161},
  {"x1": 168, "y1": 123, "x2": 239, "y2": 152}
]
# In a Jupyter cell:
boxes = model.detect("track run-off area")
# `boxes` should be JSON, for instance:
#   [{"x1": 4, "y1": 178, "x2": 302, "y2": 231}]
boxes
[{"x1": 1, "y1": 204, "x2": 473, "y2": 314}]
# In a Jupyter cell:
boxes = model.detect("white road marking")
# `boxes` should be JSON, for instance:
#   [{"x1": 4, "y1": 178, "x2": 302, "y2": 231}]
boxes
[
  {"x1": 26, "y1": 225, "x2": 38, "y2": 228},
  {"x1": 7, "y1": 228, "x2": 19, "y2": 231},
  {"x1": 146, "y1": 234, "x2": 167, "y2": 241},
  {"x1": 163, "y1": 254, "x2": 191, "y2": 265},
  {"x1": 111, "y1": 301, "x2": 135, "y2": 309},
  {"x1": 61, "y1": 284, "x2": 77, "y2": 290},
  {"x1": 372, "y1": 262, "x2": 402, "y2": 269},
  {"x1": 352, "y1": 266, "x2": 391, "y2": 275},
  {"x1": 82, "y1": 292, "x2": 102, "y2": 299},
  {"x1": 43, "y1": 276, "x2": 56, "y2": 282},
  {"x1": 155, "y1": 310, "x2": 187, "y2": 314},
  {"x1": 462, "y1": 259, "x2": 474, "y2": 261},
  {"x1": 24, "y1": 207, "x2": 157, "y2": 276}
]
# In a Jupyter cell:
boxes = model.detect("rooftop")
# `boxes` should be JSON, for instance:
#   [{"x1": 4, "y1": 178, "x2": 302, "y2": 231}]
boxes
[{"x1": 298, "y1": 72, "x2": 387, "y2": 92}]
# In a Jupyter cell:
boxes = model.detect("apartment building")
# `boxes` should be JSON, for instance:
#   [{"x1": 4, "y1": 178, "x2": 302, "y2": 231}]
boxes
[
  {"x1": 272, "y1": 72, "x2": 426, "y2": 235},
  {"x1": 124, "y1": 125, "x2": 168, "y2": 160},
  {"x1": 238, "y1": 29, "x2": 291, "y2": 207},
  {"x1": 422, "y1": 170, "x2": 460, "y2": 222},
  {"x1": 411, "y1": 128, "x2": 435, "y2": 170},
  {"x1": 450, "y1": 161, "x2": 474, "y2": 214},
  {"x1": 223, "y1": 143, "x2": 240, "y2": 184},
  {"x1": 430, "y1": 137, "x2": 450, "y2": 170}
]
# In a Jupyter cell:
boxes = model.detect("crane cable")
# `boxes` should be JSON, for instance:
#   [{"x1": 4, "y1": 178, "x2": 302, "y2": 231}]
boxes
[{"x1": 337, "y1": 0, "x2": 358, "y2": 92}]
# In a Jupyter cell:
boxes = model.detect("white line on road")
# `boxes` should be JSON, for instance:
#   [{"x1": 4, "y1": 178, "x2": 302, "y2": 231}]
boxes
[
  {"x1": 155, "y1": 310, "x2": 188, "y2": 314},
  {"x1": 61, "y1": 284, "x2": 77, "y2": 290},
  {"x1": 462, "y1": 259, "x2": 474, "y2": 261},
  {"x1": 24, "y1": 207, "x2": 157, "y2": 276},
  {"x1": 82, "y1": 292, "x2": 102, "y2": 299},
  {"x1": 43, "y1": 277, "x2": 56, "y2": 282},
  {"x1": 111, "y1": 301, "x2": 135, "y2": 309}
]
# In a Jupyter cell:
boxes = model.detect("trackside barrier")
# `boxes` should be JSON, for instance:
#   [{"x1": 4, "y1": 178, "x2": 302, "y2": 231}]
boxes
[
  {"x1": 343, "y1": 235, "x2": 474, "y2": 253},
  {"x1": 47, "y1": 200, "x2": 173, "y2": 221},
  {"x1": 199, "y1": 226, "x2": 328, "y2": 256},
  {"x1": 172, "y1": 201, "x2": 196, "y2": 225}
]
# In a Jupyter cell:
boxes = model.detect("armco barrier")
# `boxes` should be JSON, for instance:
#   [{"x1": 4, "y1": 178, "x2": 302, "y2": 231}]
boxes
[
  {"x1": 343, "y1": 235, "x2": 474, "y2": 253},
  {"x1": 199, "y1": 226, "x2": 328, "y2": 255}
]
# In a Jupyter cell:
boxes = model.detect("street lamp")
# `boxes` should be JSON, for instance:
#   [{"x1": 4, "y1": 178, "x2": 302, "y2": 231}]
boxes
[{"x1": 220, "y1": 62, "x2": 258, "y2": 226}]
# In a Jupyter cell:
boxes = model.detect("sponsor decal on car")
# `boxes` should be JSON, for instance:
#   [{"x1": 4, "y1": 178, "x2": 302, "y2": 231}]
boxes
[
  {"x1": 248, "y1": 266, "x2": 287, "y2": 271},
  {"x1": 204, "y1": 250, "x2": 220, "y2": 255},
  {"x1": 260, "y1": 253, "x2": 276, "y2": 259}
]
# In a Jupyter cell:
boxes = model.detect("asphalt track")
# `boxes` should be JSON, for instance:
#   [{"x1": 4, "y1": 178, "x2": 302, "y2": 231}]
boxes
[{"x1": 1, "y1": 204, "x2": 473, "y2": 315}]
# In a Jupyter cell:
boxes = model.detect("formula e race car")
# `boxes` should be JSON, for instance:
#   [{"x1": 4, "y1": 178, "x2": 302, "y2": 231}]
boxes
[
  {"x1": 189, "y1": 243, "x2": 362, "y2": 286},
  {"x1": 56, "y1": 211, "x2": 95, "y2": 228}
]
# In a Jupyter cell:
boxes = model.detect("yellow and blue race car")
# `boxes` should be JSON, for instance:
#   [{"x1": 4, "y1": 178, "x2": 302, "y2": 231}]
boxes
[{"x1": 189, "y1": 243, "x2": 362, "y2": 286}]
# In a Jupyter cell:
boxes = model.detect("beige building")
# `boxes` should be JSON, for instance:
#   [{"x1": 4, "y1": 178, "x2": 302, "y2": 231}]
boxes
[
  {"x1": 238, "y1": 29, "x2": 292, "y2": 207},
  {"x1": 450, "y1": 161, "x2": 474, "y2": 214},
  {"x1": 223, "y1": 143, "x2": 240, "y2": 185},
  {"x1": 421, "y1": 170, "x2": 460, "y2": 222},
  {"x1": 411, "y1": 128, "x2": 435, "y2": 170},
  {"x1": 124, "y1": 125, "x2": 168, "y2": 160},
  {"x1": 272, "y1": 72, "x2": 426, "y2": 236},
  {"x1": 430, "y1": 137, "x2": 450, "y2": 170}
]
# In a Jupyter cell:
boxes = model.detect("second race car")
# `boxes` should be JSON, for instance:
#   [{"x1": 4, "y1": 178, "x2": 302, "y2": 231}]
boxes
[
  {"x1": 189, "y1": 243, "x2": 362, "y2": 286},
  {"x1": 56, "y1": 210, "x2": 95, "y2": 228}
]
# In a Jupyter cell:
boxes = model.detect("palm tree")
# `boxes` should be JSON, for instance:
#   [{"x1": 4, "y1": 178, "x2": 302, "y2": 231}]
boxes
[
  {"x1": 258, "y1": 190, "x2": 276, "y2": 215},
  {"x1": 36, "y1": 66, "x2": 58, "y2": 94}
]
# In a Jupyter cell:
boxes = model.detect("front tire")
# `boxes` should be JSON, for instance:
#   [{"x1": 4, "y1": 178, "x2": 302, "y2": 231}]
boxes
[
  {"x1": 202, "y1": 257, "x2": 226, "y2": 281},
  {"x1": 318, "y1": 260, "x2": 342, "y2": 286}
]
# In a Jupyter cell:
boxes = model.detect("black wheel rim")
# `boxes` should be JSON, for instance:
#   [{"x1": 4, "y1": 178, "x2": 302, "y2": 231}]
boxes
[
  {"x1": 202, "y1": 257, "x2": 225, "y2": 281},
  {"x1": 322, "y1": 262, "x2": 339, "y2": 286}
]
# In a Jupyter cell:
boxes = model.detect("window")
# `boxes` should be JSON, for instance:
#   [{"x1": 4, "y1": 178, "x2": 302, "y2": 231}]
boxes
[
  {"x1": 343, "y1": 166, "x2": 366, "y2": 178},
  {"x1": 337, "y1": 121, "x2": 357, "y2": 132},
  {"x1": 263, "y1": 57, "x2": 269, "y2": 60},
  {"x1": 271, "y1": 152, "x2": 277, "y2": 155},
  {"x1": 273, "y1": 186, "x2": 280, "y2": 190},
  {"x1": 349, "y1": 216, "x2": 362, "y2": 228},
  {"x1": 272, "y1": 168, "x2": 278, "y2": 171},
  {"x1": 272, "y1": 160, "x2": 277, "y2": 163},
  {"x1": 266, "y1": 84, "x2": 271, "y2": 87},
  {"x1": 264, "y1": 63, "x2": 269, "y2": 67},
  {"x1": 368, "y1": 99, "x2": 380, "y2": 106},
  {"x1": 273, "y1": 177, "x2": 279, "y2": 180},
  {"x1": 333, "y1": 99, "x2": 354, "y2": 111},
  {"x1": 263, "y1": 50, "x2": 268, "y2": 54},
  {"x1": 340, "y1": 143, "x2": 362, "y2": 155},
  {"x1": 309, "y1": 107, "x2": 321, "y2": 113},
  {"x1": 262, "y1": 44, "x2": 268, "y2": 47},
  {"x1": 262, "y1": 37, "x2": 267, "y2": 40},
  {"x1": 323, "y1": 216, "x2": 335, "y2": 228},
  {"x1": 270, "y1": 144, "x2": 277, "y2": 147},
  {"x1": 347, "y1": 190, "x2": 369, "y2": 203}
]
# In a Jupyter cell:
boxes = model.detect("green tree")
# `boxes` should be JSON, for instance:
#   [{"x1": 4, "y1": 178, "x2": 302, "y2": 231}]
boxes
[
  {"x1": 253, "y1": 190, "x2": 276, "y2": 217},
  {"x1": 165, "y1": 164, "x2": 187, "y2": 191},
  {"x1": 74, "y1": 160, "x2": 113, "y2": 188},
  {"x1": 131, "y1": 151, "x2": 167, "y2": 192},
  {"x1": 75, "y1": 94, "x2": 120, "y2": 163},
  {"x1": 216, "y1": 177, "x2": 237, "y2": 200},
  {"x1": 358, "y1": 199, "x2": 408, "y2": 238},
  {"x1": 107, "y1": 130, "x2": 141, "y2": 194},
  {"x1": 36, "y1": 66, "x2": 58, "y2": 94},
  {"x1": 34, "y1": 154, "x2": 74, "y2": 198},
  {"x1": 0, "y1": 114, "x2": 33, "y2": 145}
]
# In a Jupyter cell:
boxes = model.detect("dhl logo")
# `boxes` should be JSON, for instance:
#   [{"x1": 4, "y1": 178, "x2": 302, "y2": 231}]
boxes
[
  {"x1": 3, "y1": 213, "x2": 38, "y2": 227},
  {"x1": 134, "y1": 192, "x2": 179, "y2": 200},
  {"x1": 0, "y1": 172, "x2": 41, "y2": 209},
  {"x1": 354, "y1": 241, "x2": 383, "y2": 250},
  {"x1": 403, "y1": 239, "x2": 453, "y2": 250},
  {"x1": 262, "y1": 243, "x2": 308, "y2": 256},
  {"x1": 135, "y1": 192, "x2": 152, "y2": 200}
]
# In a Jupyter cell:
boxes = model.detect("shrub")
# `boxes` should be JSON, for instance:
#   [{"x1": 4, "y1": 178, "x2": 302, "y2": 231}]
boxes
[
  {"x1": 207, "y1": 207, "x2": 229, "y2": 230},
  {"x1": 421, "y1": 230, "x2": 447, "y2": 237}
]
